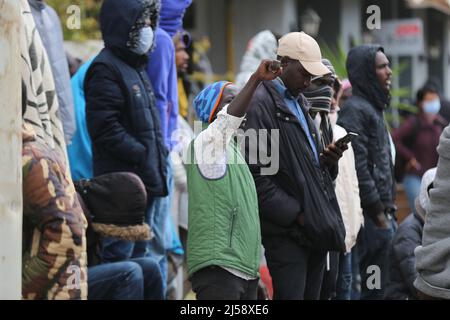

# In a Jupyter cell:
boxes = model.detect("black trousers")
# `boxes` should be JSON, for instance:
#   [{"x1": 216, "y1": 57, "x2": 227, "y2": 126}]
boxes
[
  {"x1": 263, "y1": 235, "x2": 327, "y2": 300},
  {"x1": 190, "y1": 266, "x2": 258, "y2": 300}
]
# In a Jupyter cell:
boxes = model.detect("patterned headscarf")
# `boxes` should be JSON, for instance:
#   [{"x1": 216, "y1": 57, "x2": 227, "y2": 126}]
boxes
[{"x1": 193, "y1": 81, "x2": 232, "y2": 123}]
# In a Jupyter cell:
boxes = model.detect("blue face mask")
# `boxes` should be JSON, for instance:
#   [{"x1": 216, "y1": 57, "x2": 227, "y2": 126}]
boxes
[
  {"x1": 131, "y1": 27, "x2": 154, "y2": 55},
  {"x1": 423, "y1": 99, "x2": 441, "y2": 115}
]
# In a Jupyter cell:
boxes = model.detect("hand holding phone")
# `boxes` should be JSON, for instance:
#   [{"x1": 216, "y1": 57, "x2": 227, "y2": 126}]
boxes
[{"x1": 335, "y1": 132, "x2": 358, "y2": 148}]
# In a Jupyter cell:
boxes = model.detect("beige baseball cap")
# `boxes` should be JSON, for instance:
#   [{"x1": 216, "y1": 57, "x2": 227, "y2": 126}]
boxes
[{"x1": 277, "y1": 31, "x2": 330, "y2": 76}]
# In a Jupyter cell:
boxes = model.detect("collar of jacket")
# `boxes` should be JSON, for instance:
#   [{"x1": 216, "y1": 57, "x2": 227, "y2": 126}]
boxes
[
  {"x1": 109, "y1": 46, "x2": 149, "y2": 69},
  {"x1": 264, "y1": 80, "x2": 311, "y2": 119},
  {"x1": 262, "y1": 80, "x2": 322, "y2": 151}
]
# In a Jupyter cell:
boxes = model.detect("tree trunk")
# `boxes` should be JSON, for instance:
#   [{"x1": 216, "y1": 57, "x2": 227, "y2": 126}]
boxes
[{"x1": 0, "y1": 0, "x2": 22, "y2": 300}]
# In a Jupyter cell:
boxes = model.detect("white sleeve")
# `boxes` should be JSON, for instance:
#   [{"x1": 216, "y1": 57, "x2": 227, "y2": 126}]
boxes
[{"x1": 193, "y1": 105, "x2": 244, "y2": 179}]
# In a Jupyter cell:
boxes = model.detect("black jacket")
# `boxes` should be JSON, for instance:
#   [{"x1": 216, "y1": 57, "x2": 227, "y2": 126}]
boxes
[
  {"x1": 384, "y1": 212, "x2": 424, "y2": 299},
  {"x1": 244, "y1": 80, "x2": 345, "y2": 252},
  {"x1": 85, "y1": 0, "x2": 168, "y2": 196},
  {"x1": 337, "y1": 45, "x2": 395, "y2": 212}
]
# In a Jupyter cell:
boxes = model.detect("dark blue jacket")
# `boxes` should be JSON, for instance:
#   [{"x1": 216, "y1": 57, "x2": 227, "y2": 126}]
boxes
[
  {"x1": 85, "y1": 0, "x2": 168, "y2": 196},
  {"x1": 384, "y1": 212, "x2": 424, "y2": 299}
]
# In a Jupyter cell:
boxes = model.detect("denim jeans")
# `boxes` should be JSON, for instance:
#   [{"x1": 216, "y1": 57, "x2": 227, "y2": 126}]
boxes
[
  {"x1": 403, "y1": 174, "x2": 422, "y2": 212},
  {"x1": 144, "y1": 156, "x2": 174, "y2": 296},
  {"x1": 88, "y1": 257, "x2": 164, "y2": 300},
  {"x1": 357, "y1": 212, "x2": 397, "y2": 300},
  {"x1": 334, "y1": 252, "x2": 352, "y2": 300}
]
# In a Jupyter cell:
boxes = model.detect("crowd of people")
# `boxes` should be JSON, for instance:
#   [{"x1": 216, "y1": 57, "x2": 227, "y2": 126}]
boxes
[{"x1": 16, "y1": 0, "x2": 450, "y2": 300}]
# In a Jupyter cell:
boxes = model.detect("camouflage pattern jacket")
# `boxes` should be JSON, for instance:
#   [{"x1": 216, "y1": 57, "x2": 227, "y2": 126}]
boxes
[{"x1": 22, "y1": 124, "x2": 87, "y2": 299}]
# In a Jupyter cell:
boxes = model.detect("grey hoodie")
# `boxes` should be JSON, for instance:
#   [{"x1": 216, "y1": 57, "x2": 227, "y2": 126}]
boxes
[{"x1": 414, "y1": 124, "x2": 450, "y2": 299}]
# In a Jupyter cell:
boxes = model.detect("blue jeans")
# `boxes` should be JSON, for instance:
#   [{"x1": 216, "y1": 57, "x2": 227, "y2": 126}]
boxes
[
  {"x1": 88, "y1": 258, "x2": 164, "y2": 300},
  {"x1": 357, "y1": 212, "x2": 397, "y2": 300},
  {"x1": 334, "y1": 252, "x2": 352, "y2": 300},
  {"x1": 403, "y1": 174, "x2": 422, "y2": 212}
]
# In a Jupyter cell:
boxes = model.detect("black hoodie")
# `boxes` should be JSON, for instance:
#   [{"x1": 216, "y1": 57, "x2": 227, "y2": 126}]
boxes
[
  {"x1": 337, "y1": 45, "x2": 395, "y2": 213},
  {"x1": 99, "y1": 0, "x2": 159, "y2": 67},
  {"x1": 347, "y1": 45, "x2": 390, "y2": 110},
  {"x1": 85, "y1": 0, "x2": 168, "y2": 197}
]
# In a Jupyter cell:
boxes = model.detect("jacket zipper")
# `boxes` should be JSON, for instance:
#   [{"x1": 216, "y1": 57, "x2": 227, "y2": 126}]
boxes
[{"x1": 229, "y1": 207, "x2": 237, "y2": 247}]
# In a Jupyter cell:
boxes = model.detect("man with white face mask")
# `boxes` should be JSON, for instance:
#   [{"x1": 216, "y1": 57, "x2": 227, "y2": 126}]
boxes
[{"x1": 85, "y1": 0, "x2": 168, "y2": 267}]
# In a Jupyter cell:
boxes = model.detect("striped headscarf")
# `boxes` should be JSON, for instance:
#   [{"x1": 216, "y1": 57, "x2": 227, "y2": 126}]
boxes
[
  {"x1": 303, "y1": 58, "x2": 335, "y2": 113},
  {"x1": 193, "y1": 81, "x2": 232, "y2": 123}
]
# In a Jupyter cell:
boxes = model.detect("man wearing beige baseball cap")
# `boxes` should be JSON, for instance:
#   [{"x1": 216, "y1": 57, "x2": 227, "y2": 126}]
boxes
[
  {"x1": 277, "y1": 31, "x2": 330, "y2": 77},
  {"x1": 244, "y1": 31, "x2": 348, "y2": 300}
]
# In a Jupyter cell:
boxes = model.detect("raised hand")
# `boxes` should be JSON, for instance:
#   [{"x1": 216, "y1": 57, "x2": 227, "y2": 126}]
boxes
[{"x1": 254, "y1": 59, "x2": 283, "y2": 81}]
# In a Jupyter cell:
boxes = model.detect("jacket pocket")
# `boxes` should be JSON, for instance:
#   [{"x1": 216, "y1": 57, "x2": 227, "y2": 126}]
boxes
[{"x1": 228, "y1": 207, "x2": 238, "y2": 247}]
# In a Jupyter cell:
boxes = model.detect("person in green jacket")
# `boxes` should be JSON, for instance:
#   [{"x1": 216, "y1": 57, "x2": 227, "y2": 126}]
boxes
[{"x1": 187, "y1": 59, "x2": 282, "y2": 300}]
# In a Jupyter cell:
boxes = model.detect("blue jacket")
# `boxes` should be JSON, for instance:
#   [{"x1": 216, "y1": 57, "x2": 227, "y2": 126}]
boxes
[
  {"x1": 84, "y1": 0, "x2": 168, "y2": 196},
  {"x1": 68, "y1": 58, "x2": 94, "y2": 181}
]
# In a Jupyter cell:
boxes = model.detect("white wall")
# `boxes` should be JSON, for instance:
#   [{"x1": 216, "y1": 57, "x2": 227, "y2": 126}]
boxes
[{"x1": 0, "y1": 0, "x2": 23, "y2": 300}]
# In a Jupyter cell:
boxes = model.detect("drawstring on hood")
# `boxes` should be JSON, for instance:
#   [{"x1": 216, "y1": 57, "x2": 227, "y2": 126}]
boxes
[{"x1": 346, "y1": 45, "x2": 390, "y2": 110}]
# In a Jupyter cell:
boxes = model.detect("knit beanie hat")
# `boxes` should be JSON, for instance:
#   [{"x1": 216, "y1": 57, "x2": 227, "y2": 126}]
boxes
[{"x1": 193, "y1": 81, "x2": 232, "y2": 123}]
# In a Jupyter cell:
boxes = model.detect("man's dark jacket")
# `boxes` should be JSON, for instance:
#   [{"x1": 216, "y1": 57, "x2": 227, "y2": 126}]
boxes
[
  {"x1": 244, "y1": 80, "x2": 345, "y2": 252},
  {"x1": 85, "y1": 0, "x2": 168, "y2": 197},
  {"x1": 337, "y1": 45, "x2": 395, "y2": 213}
]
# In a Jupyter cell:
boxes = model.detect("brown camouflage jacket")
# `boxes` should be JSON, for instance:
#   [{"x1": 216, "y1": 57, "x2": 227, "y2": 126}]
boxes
[{"x1": 22, "y1": 125, "x2": 87, "y2": 299}]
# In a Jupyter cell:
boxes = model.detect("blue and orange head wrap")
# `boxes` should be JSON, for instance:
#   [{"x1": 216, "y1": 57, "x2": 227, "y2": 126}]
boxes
[{"x1": 193, "y1": 81, "x2": 232, "y2": 123}]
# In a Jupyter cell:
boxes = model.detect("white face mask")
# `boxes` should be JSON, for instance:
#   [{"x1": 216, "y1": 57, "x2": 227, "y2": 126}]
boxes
[
  {"x1": 423, "y1": 99, "x2": 441, "y2": 115},
  {"x1": 131, "y1": 27, "x2": 154, "y2": 55}
]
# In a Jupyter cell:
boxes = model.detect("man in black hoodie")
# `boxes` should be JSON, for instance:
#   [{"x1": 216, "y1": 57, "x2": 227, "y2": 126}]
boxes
[
  {"x1": 85, "y1": 0, "x2": 168, "y2": 263},
  {"x1": 337, "y1": 45, "x2": 396, "y2": 299}
]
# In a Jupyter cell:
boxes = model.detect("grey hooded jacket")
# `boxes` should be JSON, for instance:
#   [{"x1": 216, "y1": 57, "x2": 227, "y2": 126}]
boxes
[
  {"x1": 414, "y1": 125, "x2": 450, "y2": 299},
  {"x1": 29, "y1": 0, "x2": 75, "y2": 145}
]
